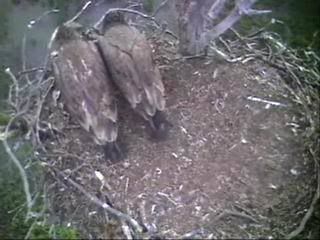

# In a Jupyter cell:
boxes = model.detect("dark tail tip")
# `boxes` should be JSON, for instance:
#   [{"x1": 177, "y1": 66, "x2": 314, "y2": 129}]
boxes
[
  {"x1": 149, "y1": 111, "x2": 172, "y2": 141},
  {"x1": 103, "y1": 141, "x2": 125, "y2": 163}
]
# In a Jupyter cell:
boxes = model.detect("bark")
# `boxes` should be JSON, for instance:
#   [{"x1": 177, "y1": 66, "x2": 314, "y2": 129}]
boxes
[
  {"x1": 176, "y1": 0, "x2": 208, "y2": 55},
  {"x1": 175, "y1": 0, "x2": 269, "y2": 55}
]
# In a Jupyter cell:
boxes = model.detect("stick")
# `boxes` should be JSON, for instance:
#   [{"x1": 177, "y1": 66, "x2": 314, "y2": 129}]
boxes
[
  {"x1": 5, "y1": 68, "x2": 19, "y2": 106},
  {"x1": 54, "y1": 169, "x2": 143, "y2": 234},
  {"x1": 21, "y1": 34, "x2": 31, "y2": 85},
  {"x1": 247, "y1": 96, "x2": 287, "y2": 107},
  {"x1": 27, "y1": 9, "x2": 60, "y2": 29},
  {"x1": 65, "y1": 1, "x2": 92, "y2": 25},
  {"x1": 215, "y1": 209, "x2": 259, "y2": 223},
  {"x1": 34, "y1": 78, "x2": 55, "y2": 151},
  {"x1": 285, "y1": 168, "x2": 320, "y2": 239},
  {"x1": 18, "y1": 67, "x2": 45, "y2": 77},
  {"x1": 1, "y1": 115, "x2": 33, "y2": 220},
  {"x1": 152, "y1": 0, "x2": 169, "y2": 17}
]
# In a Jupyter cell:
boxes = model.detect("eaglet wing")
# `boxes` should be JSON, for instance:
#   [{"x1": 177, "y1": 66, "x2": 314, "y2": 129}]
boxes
[
  {"x1": 52, "y1": 39, "x2": 118, "y2": 143},
  {"x1": 130, "y1": 28, "x2": 165, "y2": 111},
  {"x1": 98, "y1": 25, "x2": 165, "y2": 119}
]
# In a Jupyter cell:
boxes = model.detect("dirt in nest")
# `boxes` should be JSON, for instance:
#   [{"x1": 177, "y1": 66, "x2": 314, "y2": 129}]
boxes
[{"x1": 41, "y1": 38, "x2": 315, "y2": 239}]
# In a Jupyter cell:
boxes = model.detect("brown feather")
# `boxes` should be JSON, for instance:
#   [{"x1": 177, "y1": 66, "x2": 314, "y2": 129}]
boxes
[
  {"x1": 96, "y1": 23, "x2": 166, "y2": 121},
  {"x1": 52, "y1": 24, "x2": 118, "y2": 145}
]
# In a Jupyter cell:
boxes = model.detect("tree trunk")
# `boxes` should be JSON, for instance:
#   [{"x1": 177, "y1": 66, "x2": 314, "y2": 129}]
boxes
[
  {"x1": 175, "y1": 0, "x2": 267, "y2": 55},
  {"x1": 176, "y1": 0, "x2": 208, "y2": 55}
]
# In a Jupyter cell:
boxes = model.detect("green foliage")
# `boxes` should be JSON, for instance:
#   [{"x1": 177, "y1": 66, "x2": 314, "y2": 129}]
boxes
[
  {"x1": 43, "y1": 0, "x2": 74, "y2": 24},
  {"x1": 0, "y1": 152, "x2": 80, "y2": 238},
  {"x1": 0, "y1": 167, "x2": 30, "y2": 239},
  {"x1": 28, "y1": 224, "x2": 80, "y2": 239},
  {"x1": 0, "y1": 70, "x2": 10, "y2": 111},
  {"x1": 0, "y1": 0, "x2": 11, "y2": 45},
  {"x1": 16, "y1": 141, "x2": 33, "y2": 157},
  {"x1": 0, "y1": 112, "x2": 11, "y2": 126},
  {"x1": 143, "y1": 0, "x2": 155, "y2": 14},
  {"x1": 55, "y1": 226, "x2": 80, "y2": 239},
  {"x1": 241, "y1": 0, "x2": 320, "y2": 51},
  {"x1": 0, "y1": 140, "x2": 80, "y2": 239}
]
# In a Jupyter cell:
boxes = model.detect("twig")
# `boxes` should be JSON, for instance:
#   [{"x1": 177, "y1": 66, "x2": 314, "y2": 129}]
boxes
[
  {"x1": 7, "y1": 85, "x2": 16, "y2": 110},
  {"x1": 204, "y1": 0, "x2": 271, "y2": 41},
  {"x1": 48, "y1": 151, "x2": 84, "y2": 162},
  {"x1": 54, "y1": 169, "x2": 143, "y2": 234},
  {"x1": 152, "y1": 0, "x2": 169, "y2": 17},
  {"x1": 157, "y1": 192, "x2": 178, "y2": 206},
  {"x1": 285, "y1": 168, "x2": 320, "y2": 239},
  {"x1": 138, "y1": 199, "x2": 152, "y2": 233},
  {"x1": 65, "y1": 1, "x2": 92, "y2": 25},
  {"x1": 27, "y1": 9, "x2": 60, "y2": 29},
  {"x1": 5, "y1": 68, "x2": 19, "y2": 107},
  {"x1": 21, "y1": 34, "x2": 31, "y2": 85},
  {"x1": 247, "y1": 96, "x2": 287, "y2": 107},
  {"x1": 18, "y1": 67, "x2": 45, "y2": 77},
  {"x1": 34, "y1": 77, "x2": 55, "y2": 151},
  {"x1": 218, "y1": 37, "x2": 232, "y2": 53},
  {"x1": 208, "y1": 0, "x2": 227, "y2": 21},
  {"x1": 1, "y1": 114, "x2": 33, "y2": 220},
  {"x1": 180, "y1": 228, "x2": 205, "y2": 239},
  {"x1": 121, "y1": 220, "x2": 133, "y2": 240},
  {"x1": 24, "y1": 184, "x2": 47, "y2": 239},
  {"x1": 214, "y1": 209, "x2": 259, "y2": 223}
]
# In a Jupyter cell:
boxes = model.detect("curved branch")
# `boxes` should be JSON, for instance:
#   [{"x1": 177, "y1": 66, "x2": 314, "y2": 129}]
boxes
[
  {"x1": 207, "y1": 0, "x2": 227, "y2": 21},
  {"x1": 204, "y1": 0, "x2": 270, "y2": 41},
  {"x1": 54, "y1": 169, "x2": 144, "y2": 234},
  {"x1": 1, "y1": 114, "x2": 33, "y2": 219},
  {"x1": 65, "y1": 1, "x2": 92, "y2": 25}
]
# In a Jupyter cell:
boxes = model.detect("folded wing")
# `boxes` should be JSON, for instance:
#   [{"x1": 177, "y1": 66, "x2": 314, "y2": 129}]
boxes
[
  {"x1": 52, "y1": 36, "x2": 118, "y2": 144},
  {"x1": 97, "y1": 24, "x2": 165, "y2": 120}
]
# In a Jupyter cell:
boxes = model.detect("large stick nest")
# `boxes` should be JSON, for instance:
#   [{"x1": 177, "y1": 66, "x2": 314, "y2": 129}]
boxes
[{"x1": 2, "y1": 5, "x2": 319, "y2": 240}]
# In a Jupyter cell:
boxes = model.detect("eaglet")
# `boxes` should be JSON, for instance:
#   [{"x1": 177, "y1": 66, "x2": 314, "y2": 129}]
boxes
[
  {"x1": 95, "y1": 12, "x2": 170, "y2": 140},
  {"x1": 51, "y1": 22, "x2": 123, "y2": 162}
]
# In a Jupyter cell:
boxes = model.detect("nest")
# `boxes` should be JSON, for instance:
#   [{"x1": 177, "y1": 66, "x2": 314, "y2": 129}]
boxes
[{"x1": 2, "y1": 5, "x2": 319, "y2": 240}]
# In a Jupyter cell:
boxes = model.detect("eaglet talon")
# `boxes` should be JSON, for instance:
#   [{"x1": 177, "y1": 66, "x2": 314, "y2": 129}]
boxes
[{"x1": 148, "y1": 111, "x2": 172, "y2": 141}]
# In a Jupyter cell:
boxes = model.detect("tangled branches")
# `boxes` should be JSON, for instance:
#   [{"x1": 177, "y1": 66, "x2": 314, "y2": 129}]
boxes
[
  {"x1": 1, "y1": 1, "x2": 153, "y2": 238},
  {"x1": 1, "y1": 1, "x2": 319, "y2": 239},
  {"x1": 209, "y1": 20, "x2": 320, "y2": 239}
]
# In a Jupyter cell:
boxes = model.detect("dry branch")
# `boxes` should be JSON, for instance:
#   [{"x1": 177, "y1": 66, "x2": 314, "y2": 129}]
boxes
[
  {"x1": 215, "y1": 209, "x2": 259, "y2": 224},
  {"x1": 207, "y1": 0, "x2": 227, "y2": 21},
  {"x1": 27, "y1": 9, "x2": 60, "y2": 29},
  {"x1": 1, "y1": 6, "x2": 62, "y2": 224},
  {"x1": 285, "y1": 179, "x2": 320, "y2": 239},
  {"x1": 176, "y1": 0, "x2": 270, "y2": 55},
  {"x1": 152, "y1": 0, "x2": 169, "y2": 17},
  {"x1": 3, "y1": 1, "x2": 318, "y2": 239},
  {"x1": 65, "y1": 1, "x2": 92, "y2": 25},
  {"x1": 1, "y1": 113, "x2": 33, "y2": 219},
  {"x1": 205, "y1": 0, "x2": 271, "y2": 40},
  {"x1": 211, "y1": 23, "x2": 320, "y2": 238},
  {"x1": 33, "y1": 78, "x2": 54, "y2": 151},
  {"x1": 53, "y1": 169, "x2": 144, "y2": 234}
]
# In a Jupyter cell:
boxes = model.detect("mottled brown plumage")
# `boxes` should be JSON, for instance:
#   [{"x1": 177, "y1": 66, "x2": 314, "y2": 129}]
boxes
[
  {"x1": 51, "y1": 22, "x2": 122, "y2": 161},
  {"x1": 96, "y1": 12, "x2": 169, "y2": 139}
]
